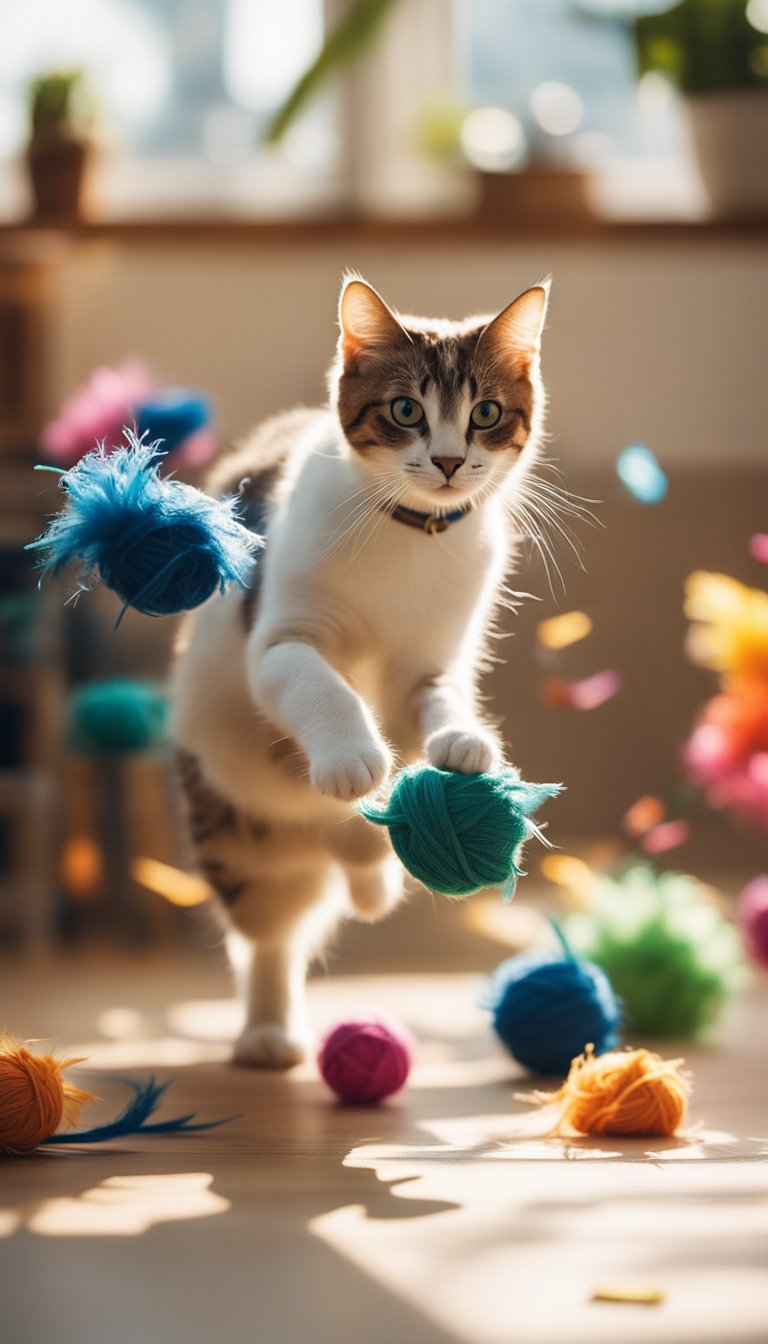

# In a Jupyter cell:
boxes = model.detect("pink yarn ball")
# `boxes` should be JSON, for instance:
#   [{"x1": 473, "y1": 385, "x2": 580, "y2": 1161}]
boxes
[
  {"x1": 318, "y1": 1017, "x2": 414, "y2": 1104},
  {"x1": 739, "y1": 876, "x2": 768, "y2": 969}
]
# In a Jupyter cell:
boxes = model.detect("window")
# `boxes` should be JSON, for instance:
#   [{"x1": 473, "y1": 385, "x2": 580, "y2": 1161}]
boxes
[
  {"x1": 0, "y1": 0, "x2": 704, "y2": 221},
  {"x1": 467, "y1": 0, "x2": 686, "y2": 166},
  {"x1": 0, "y1": 0, "x2": 338, "y2": 214},
  {"x1": 465, "y1": 0, "x2": 697, "y2": 217}
]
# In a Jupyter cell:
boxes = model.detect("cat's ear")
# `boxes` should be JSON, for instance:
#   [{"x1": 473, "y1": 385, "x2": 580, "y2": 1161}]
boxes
[
  {"x1": 479, "y1": 281, "x2": 550, "y2": 374},
  {"x1": 338, "y1": 278, "x2": 411, "y2": 372}
]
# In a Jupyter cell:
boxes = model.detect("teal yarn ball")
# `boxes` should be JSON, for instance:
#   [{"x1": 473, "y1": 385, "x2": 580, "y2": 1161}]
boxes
[
  {"x1": 485, "y1": 935, "x2": 622, "y2": 1075},
  {"x1": 68, "y1": 679, "x2": 168, "y2": 755},
  {"x1": 564, "y1": 864, "x2": 748, "y2": 1038},
  {"x1": 358, "y1": 765, "x2": 561, "y2": 898}
]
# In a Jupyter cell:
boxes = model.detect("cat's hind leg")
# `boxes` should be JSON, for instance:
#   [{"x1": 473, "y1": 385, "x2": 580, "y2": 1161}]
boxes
[
  {"x1": 326, "y1": 812, "x2": 405, "y2": 924},
  {"x1": 226, "y1": 862, "x2": 344, "y2": 1068},
  {"x1": 176, "y1": 749, "x2": 343, "y2": 1068}
]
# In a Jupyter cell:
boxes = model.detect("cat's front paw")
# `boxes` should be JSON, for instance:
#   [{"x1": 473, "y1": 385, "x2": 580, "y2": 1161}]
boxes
[
  {"x1": 310, "y1": 735, "x2": 392, "y2": 801},
  {"x1": 426, "y1": 726, "x2": 502, "y2": 775},
  {"x1": 233, "y1": 1023, "x2": 309, "y2": 1070}
]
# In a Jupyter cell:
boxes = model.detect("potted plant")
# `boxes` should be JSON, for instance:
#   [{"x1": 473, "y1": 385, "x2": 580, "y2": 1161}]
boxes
[
  {"x1": 634, "y1": 0, "x2": 768, "y2": 216},
  {"x1": 26, "y1": 70, "x2": 93, "y2": 221}
]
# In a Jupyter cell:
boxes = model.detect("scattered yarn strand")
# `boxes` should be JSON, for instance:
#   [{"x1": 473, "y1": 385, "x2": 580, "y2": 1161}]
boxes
[{"x1": 521, "y1": 1045, "x2": 691, "y2": 1137}]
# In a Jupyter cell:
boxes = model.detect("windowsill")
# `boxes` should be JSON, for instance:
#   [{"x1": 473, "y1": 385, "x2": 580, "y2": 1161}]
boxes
[
  {"x1": 1, "y1": 215, "x2": 766, "y2": 247},
  {"x1": 1, "y1": 156, "x2": 766, "y2": 245}
]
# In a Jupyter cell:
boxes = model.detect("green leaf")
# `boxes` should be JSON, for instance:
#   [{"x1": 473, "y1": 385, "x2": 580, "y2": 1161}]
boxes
[{"x1": 265, "y1": 0, "x2": 402, "y2": 145}]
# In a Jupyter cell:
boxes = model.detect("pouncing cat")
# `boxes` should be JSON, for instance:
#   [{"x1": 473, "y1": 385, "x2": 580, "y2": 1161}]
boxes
[{"x1": 171, "y1": 274, "x2": 551, "y2": 1067}]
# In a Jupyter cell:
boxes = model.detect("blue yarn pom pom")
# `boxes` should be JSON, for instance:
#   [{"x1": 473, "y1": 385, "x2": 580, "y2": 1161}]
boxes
[
  {"x1": 358, "y1": 765, "x2": 561, "y2": 898},
  {"x1": 136, "y1": 391, "x2": 210, "y2": 453},
  {"x1": 485, "y1": 928, "x2": 622, "y2": 1075},
  {"x1": 27, "y1": 431, "x2": 261, "y2": 619}
]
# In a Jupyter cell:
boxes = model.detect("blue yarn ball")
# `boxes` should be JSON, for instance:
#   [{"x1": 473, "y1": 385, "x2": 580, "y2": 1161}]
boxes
[
  {"x1": 136, "y1": 391, "x2": 210, "y2": 453},
  {"x1": 28, "y1": 433, "x2": 260, "y2": 618},
  {"x1": 359, "y1": 765, "x2": 561, "y2": 898},
  {"x1": 485, "y1": 948, "x2": 622, "y2": 1075}
]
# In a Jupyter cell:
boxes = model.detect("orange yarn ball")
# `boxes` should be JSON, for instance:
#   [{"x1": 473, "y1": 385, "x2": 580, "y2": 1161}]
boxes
[
  {"x1": 0, "y1": 1035, "x2": 92, "y2": 1156},
  {"x1": 533, "y1": 1045, "x2": 691, "y2": 1138}
]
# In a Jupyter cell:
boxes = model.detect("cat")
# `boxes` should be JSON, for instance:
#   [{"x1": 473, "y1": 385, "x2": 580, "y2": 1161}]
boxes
[{"x1": 171, "y1": 274, "x2": 550, "y2": 1068}]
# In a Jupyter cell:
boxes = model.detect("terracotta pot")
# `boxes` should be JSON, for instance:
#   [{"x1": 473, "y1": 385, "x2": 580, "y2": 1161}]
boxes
[
  {"x1": 26, "y1": 138, "x2": 89, "y2": 221},
  {"x1": 686, "y1": 91, "x2": 768, "y2": 218},
  {"x1": 475, "y1": 167, "x2": 594, "y2": 223}
]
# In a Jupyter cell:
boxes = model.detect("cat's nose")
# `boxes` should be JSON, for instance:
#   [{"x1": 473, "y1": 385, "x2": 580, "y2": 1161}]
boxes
[{"x1": 431, "y1": 456, "x2": 464, "y2": 479}]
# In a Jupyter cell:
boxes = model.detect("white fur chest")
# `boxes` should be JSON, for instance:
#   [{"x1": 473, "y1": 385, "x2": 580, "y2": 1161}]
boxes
[{"x1": 258, "y1": 447, "x2": 507, "y2": 678}]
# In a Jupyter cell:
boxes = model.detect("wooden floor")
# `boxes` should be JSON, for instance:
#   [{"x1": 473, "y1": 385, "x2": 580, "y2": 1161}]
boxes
[{"x1": 1, "y1": 890, "x2": 767, "y2": 1344}]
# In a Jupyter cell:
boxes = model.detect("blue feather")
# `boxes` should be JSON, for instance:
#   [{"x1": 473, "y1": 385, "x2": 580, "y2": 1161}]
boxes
[
  {"x1": 42, "y1": 1076, "x2": 240, "y2": 1144},
  {"x1": 27, "y1": 430, "x2": 262, "y2": 617}
]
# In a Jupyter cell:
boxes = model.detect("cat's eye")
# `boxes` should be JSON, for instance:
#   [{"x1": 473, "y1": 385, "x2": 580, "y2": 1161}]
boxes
[
  {"x1": 470, "y1": 400, "x2": 502, "y2": 429},
  {"x1": 391, "y1": 397, "x2": 425, "y2": 428}
]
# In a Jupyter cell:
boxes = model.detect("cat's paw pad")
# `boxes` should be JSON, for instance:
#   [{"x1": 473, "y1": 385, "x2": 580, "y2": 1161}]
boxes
[
  {"x1": 233, "y1": 1023, "x2": 308, "y2": 1070},
  {"x1": 426, "y1": 727, "x2": 501, "y2": 775},
  {"x1": 310, "y1": 737, "x2": 392, "y2": 802},
  {"x1": 347, "y1": 857, "x2": 404, "y2": 923}
]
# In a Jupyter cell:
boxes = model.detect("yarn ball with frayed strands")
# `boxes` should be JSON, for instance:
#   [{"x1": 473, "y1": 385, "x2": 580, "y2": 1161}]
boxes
[
  {"x1": 358, "y1": 765, "x2": 562, "y2": 899},
  {"x1": 484, "y1": 926, "x2": 623, "y2": 1076},
  {"x1": 522, "y1": 1044, "x2": 691, "y2": 1137},
  {"x1": 27, "y1": 431, "x2": 260, "y2": 620},
  {"x1": 0, "y1": 1034, "x2": 236, "y2": 1156}
]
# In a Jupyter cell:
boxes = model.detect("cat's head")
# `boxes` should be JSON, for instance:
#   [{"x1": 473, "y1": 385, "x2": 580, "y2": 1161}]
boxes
[{"x1": 332, "y1": 275, "x2": 549, "y2": 512}]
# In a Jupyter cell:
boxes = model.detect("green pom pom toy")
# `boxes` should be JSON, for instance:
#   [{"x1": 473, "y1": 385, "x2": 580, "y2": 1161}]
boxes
[
  {"x1": 68, "y1": 679, "x2": 168, "y2": 755},
  {"x1": 358, "y1": 765, "x2": 561, "y2": 899},
  {"x1": 564, "y1": 864, "x2": 747, "y2": 1038}
]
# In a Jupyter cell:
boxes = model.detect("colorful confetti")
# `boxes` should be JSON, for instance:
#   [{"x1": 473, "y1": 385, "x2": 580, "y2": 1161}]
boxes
[
  {"x1": 541, "y1": 669, "x2": 621, "y2": 711},
  {"x1": 541, "y1": 853, "x2": 597, "y2": 906},
  {"x1": 640, "y1": 820, "x2": 691, "y2": 855},
  {"x1": 750, "y1": 534, "x2": 768, "y2": 565},
  {"x1": 59, "y1": 835, "x2": 104, "y2": 899},
  {"x1": 131, "y1": 856, "x2": 210, "y2": 907},
  {"x1": 536, "y1": 610, "x2": 593, "y2": 651},
  {"x1": 616, "y1": 444, "x2": 668, "y2": 505},
  {"x1": 623, "y1": 795, "x2": 665, "y2": 837},
  {"x1": 591, "y1": 1286, "x2": 665, "y2": 1306}
]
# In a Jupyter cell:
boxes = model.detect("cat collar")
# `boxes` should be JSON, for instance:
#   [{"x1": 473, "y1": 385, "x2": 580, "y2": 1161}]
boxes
[{"x1": 382, "y1": 501, "x2": 474, "y2": 536}]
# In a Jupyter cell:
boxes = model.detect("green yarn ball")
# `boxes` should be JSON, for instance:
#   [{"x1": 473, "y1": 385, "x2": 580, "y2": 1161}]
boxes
[
  {"x1": 68, "y1": 679, "x2": 169, "y2": 755},
  {"x1": 564, "y1": 864, "x2": 747, "y2": 1038},
  {"x1": 358, "y1": 765, "x2": 561, "y2": 898}
]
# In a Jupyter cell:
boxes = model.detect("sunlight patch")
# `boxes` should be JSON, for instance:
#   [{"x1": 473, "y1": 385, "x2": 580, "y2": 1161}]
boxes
[{"x1": 28, "y1": 1172, "x2": 229, "y2": 1237}]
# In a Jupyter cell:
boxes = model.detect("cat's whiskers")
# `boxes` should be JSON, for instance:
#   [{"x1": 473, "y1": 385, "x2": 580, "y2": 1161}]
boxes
[
  {"x1": 345, "y1": 478, "x2": 411, "y2": 566},
  {"x1": 518, "y1": 486, "x2": 586, "y2": 568},
  {"x1": 522, "y1": 472, "x2": 601, "y2": 529},
  {"x1": 323, "y1": 475, "x2": 407, "y2": 563},
  {"x1": 502, "y1": 495, "x2": 567, "y2": 599},
  {"x1": 325, "y1": 471, "x2": 395, "y2": 517}
]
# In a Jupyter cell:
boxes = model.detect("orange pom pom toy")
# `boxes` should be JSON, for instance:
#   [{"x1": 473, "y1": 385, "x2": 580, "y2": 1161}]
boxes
[
  {"x1": 525, "y1": 1045, "x2": 691, "y2": 1138},
  {"x1": 0, "y1": 1035, "x2": 93, "y2": 1155}
]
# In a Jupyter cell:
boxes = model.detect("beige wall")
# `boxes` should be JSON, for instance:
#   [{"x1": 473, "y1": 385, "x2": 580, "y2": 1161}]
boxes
[{"x1": 48, "y1": 236, "x2": 767, "y2": 466}]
